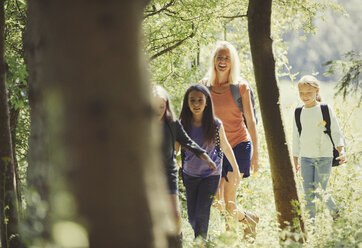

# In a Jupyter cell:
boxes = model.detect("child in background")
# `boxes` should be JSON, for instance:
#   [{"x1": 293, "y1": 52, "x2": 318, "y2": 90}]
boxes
[
  {"x1": 153, "y1": 85, "x2": 216, "y2": 247},
  {"x1": 292, "y1": 75, "x2": 346, "y2": 220}
]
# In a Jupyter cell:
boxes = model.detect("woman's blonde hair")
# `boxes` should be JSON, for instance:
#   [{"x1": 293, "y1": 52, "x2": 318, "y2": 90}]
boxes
[
  {"x1": 298, "y1": 75, "x2": 322, "y2": 102},
  {"x1": 152, "y1": 85, "x2": 175, "y2": 122},
  {"x1": 206, "y1": 41, "x2": 240, "y2": 86}
]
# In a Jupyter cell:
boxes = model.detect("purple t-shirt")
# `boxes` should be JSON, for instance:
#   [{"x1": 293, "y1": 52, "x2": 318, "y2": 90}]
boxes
[{"x1": 183, "y1": 120, "x2": 222, "y2": 177}]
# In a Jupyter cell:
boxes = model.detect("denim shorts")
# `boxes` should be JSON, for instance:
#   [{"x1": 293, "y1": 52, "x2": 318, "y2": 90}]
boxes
[{"x1": 222, "y1": 141, "x2": 251, "y2": 178}]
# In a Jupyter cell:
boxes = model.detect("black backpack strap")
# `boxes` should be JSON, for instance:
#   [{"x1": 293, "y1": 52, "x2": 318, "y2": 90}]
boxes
[
  {"x1": 230, "y1": 84, "x2": 244, "y2": 114},
  {"x1": 215, "y1": 123, "x2": 228, "y2": 182},
  {"x1": 294, "y1": 106, "x2": 303, "y2": 136},
  {"x1": 215, "y1": 124, "x2": 223, "y2": 159},
  {"x1": 320, "y1": 104, "x2": 335, "y2": 147}
]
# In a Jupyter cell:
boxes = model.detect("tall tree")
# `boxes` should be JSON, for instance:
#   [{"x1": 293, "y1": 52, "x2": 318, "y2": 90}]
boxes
[
  {"x1": 26, "y1": 0, "x2": 175, "y2": 247},
  {"x1": 248, "y1": 0, "x2": 305, "y2": 239},
  {"x1": 0, "y1": 0, "x2": 21, "y2": 247}
]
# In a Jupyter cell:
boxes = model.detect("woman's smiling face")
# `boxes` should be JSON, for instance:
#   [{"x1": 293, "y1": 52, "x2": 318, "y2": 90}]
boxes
[{"x1": 214, "y1": 48, "x2": 231, "y2": 73}]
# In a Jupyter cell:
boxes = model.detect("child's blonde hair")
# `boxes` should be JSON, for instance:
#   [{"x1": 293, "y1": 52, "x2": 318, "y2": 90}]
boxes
[
  {"x1": 298, "y1": 75, "x2": 322, "y2": 102},
  {"x1": 152, "y1": 85, "x2": 175, "y2": 122}
]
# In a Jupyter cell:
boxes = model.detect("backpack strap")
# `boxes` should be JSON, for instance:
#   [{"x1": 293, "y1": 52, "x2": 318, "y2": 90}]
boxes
[
  {"x1": 209, "y1": 82, "x2": 258, "y2": 125},
  {"x1": 320, "y1": 104, "x2": 331, "y2": 134},
  {"x1": 215, "y1": 122, "x2": 228, "y2": 182},
  {"x1": 320, "y1": 104, "x2": 336, "y2": 147},
  {"x1": 294, "y1": 106, "x2": 303, "y2": 136},
  {"x1": 215, "y1": 123, "x2": 223, "y2": 159},
  {"x1": 230, "y1": 84, "x2": 244, "y2": 114}
]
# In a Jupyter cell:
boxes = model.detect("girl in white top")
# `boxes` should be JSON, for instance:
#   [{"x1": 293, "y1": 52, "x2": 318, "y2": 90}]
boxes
[{"x1": 292, "y1": 75, "x2": 346, "y2": 220}]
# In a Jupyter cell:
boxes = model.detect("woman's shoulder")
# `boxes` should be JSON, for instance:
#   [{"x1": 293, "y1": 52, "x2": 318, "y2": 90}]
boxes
[{"x1": 234, "y1": 78, "x2": 249, "y2": 95}]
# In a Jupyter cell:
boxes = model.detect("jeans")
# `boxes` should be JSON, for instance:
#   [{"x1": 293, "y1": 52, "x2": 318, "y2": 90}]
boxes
[
  {"x1": 301, "y1": 157, "x2": 339, "y2": 219},
  {"x1": 183, "y1": 173, "x2": 221, "y2": 238}
]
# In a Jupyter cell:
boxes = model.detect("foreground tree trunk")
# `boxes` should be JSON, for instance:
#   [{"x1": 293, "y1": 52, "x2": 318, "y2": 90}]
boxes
[
  {"x1": 0, "y1": 1, "x2": 21, "y2": 247},
  {"x1": 248, "y1": 0, "x2": 305, "y2": 237},
  {"x1": 0, "y1": 2, "x2": 9, "y2": 242},
  {"x1": 26, "y1": 0, "x2": 175, "y2": 247}
]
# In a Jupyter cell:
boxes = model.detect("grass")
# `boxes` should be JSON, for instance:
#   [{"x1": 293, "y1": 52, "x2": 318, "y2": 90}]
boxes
[{"x1": 178, "y1": 81, "x2": 362, "y2": 247}]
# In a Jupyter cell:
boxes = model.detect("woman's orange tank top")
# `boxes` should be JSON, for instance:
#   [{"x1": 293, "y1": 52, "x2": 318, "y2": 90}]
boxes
[{"x1": 210, "y1": 83, "x2": 250, "y2": 148}]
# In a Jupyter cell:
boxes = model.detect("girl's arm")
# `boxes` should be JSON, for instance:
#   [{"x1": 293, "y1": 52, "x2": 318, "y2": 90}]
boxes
[
  {"x1": 241, "y1": 85, "x2": 259, "y2": 173},
  {"x1": 199, "y1": 152, "x2": 217, "y2": 174},
  {"x1": 175, "y1": 120, "x2": 217, "y2": 172},
  {"x1": 175, "y1": 141, "x2": 181, "y2": 168},
  {"x1": 329, "y1": 105, "x2": 347, "y2": 164},
  {"x1": 293, "y1": 156, "x2": 300, "y2": 171},
  {"x1": 175, "y1": 120, "x2": 205, "y2": 157},
  {"x1": 175, "y1": 141, "x2": 180, "y2": 155},
  {"x1": 219, "y1": 123, "x2": 241, "y2": 184}
]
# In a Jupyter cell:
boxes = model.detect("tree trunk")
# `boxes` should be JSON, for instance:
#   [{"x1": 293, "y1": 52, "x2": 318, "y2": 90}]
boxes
[
  {"x1": 26, "y1": 0, "x2": 175, "y2": 247},
  {"x1": 9, "y1": 107, "x2": 22, "y2": 213},
  {"x1": 247, "y1": 0, "x2": 306, "y2": 237},
  {"x1": 0, "y1": 0, "x2": 21, "y2": 247}
]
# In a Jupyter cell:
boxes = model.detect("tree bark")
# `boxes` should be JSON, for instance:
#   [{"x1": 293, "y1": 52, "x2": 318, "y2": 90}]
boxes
[
  {"x1": 247, "y1": 0, "x2": 306, "y2": 237},
  {"x1": 26, "y1": 0, "x2": 175, "y2": 247},
  {"x1": 9, "y1": 107, "x2": 22, "y2": 213}
]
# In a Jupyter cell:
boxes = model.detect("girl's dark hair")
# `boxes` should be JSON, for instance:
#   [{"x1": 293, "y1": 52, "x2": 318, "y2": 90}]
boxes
[
  {"x1": 179, "y1": 84, "x2": 217, "y2": 144},
  {"x1": 153, "y1": 85, "x2": 175, "y2": 123}
]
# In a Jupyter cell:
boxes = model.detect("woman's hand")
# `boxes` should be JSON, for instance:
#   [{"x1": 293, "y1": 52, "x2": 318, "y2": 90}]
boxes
[
  {"x1": 251, "y1": 152, "x2": 259, "y2": 173},
  {"x1": 231, "y1": 170, "x2": 241, "y2": 186}
]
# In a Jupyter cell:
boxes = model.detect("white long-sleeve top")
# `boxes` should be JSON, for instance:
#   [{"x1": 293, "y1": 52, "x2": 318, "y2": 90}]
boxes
[{"x1": 292, "y1": 103, "x2": 344, "y2": 158}]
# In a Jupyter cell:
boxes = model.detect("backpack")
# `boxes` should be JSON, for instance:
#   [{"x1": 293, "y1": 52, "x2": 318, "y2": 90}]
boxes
[
  {"x1": 294, "y1": 104, "x2": 340, "y2": 167},
  {"x1": 206, "y1": 79, "x2": 258, "y2": 126},
  {"x1": 230, "y1": 83, "x2": 258, "y2": 126}
]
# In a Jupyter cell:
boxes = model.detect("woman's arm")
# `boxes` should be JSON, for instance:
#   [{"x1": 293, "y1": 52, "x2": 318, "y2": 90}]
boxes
[
  {"x1": 219, "y1": 124, "x2": 241, "y2": 184},
  {"x1": 241, "y1": 85, "x2": 259, "y2": 173}
]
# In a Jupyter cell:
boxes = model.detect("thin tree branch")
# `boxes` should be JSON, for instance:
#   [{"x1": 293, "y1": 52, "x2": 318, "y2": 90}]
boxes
[
  {"x1": 219, "y1": 13, "x2": 247, "y2": 19},
  {"x1": 150, "y1": 30, "x2": 195, "y2": 61},
  {"x1": 14, "y1": 0, "x2": 26, "y2": 23},
  {"x1": 144, "y1": 0, "x2": 176, "y2": 19}
]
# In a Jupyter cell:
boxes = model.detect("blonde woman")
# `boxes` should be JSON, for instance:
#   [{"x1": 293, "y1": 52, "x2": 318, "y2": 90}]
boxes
[{"x1": 202, "y1": 41, "x2": 259, "y2": 235}]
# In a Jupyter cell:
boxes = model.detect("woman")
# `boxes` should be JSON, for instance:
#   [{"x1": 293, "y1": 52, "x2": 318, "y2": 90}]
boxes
[{"x1": 202, "y1": 41, "x2": 259, "y2": 236}]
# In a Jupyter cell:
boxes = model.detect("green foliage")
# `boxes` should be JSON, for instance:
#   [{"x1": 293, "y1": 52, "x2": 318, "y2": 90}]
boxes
[
  {"x1": 179, "y1": 82, "x2": 361, "y2": 247},
  {"x1": 323, "y1": 51, "x2": 361, "y2": 103},
  {"x1": 143, "y1": 0, "x2": 344, "y2": 113}
]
